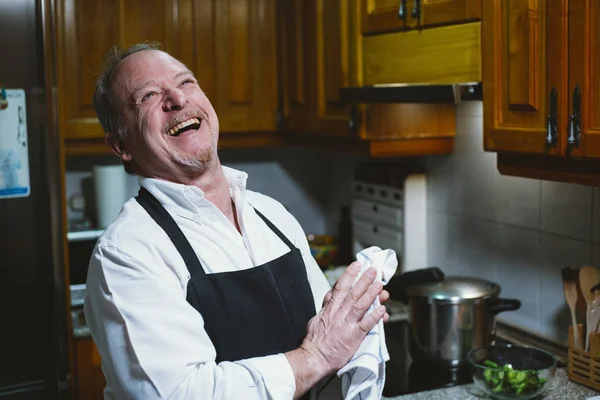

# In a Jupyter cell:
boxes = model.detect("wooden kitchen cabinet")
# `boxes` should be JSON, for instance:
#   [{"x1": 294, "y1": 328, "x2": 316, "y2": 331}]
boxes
[
  {"x1": 55, "y1": 0, "x2": 280, "y2": 155},
  {"x1": 177, "y1": 0, "x2": 278, "y2": 133},
  {"x1": 566, "y1": 0, "x2": 600, "y2": 159},
  {"x1": 73, "y1": 338, "x2": 105, "y2": 400},
  {"x1": 362, "y1": 0, "x2": 481, "y2": 35},
  {"x1": 55, "y1": 0, "x2": 179, "y2": 142},
  {"x1": 279, "y1": 0, "x2": 457, "y2": 156},
  {"x1": 482, "y1": 0, "x2": 567, "y2": 156},
  {"x1": 279, "y1": 0, "x2": 362, "y2": 137},
  {"x1": 484, "y1": 0, "x2": 600, "y2": 186}
]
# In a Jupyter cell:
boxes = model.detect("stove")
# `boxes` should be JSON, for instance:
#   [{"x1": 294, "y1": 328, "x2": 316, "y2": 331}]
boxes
[{"x1": 382, "y1": 319, "x2": 474, "y2": 397}]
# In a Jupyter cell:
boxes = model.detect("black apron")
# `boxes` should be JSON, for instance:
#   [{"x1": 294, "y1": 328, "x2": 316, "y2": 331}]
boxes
[{"x1": 135, "y1": 187, "x2": 317, "y2": 364}]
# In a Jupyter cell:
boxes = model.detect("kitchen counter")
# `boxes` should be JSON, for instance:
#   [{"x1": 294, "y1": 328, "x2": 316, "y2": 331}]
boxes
[{"x1": 383, "y1": 368, "x2": 599, "y2": 400}]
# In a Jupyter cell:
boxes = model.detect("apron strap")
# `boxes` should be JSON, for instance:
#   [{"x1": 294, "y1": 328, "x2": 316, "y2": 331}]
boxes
[
  {"x1": 252, "y1": 208, "x2": 295, "y2": 251},
  {"x1": 135, "y1": 187, "x2": 206, "y2": 277}
]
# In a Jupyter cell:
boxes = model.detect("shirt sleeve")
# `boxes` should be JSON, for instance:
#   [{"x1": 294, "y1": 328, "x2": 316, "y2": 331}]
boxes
[{"x1": 84, "y1": 243, "x2": 296, "y2": 400}]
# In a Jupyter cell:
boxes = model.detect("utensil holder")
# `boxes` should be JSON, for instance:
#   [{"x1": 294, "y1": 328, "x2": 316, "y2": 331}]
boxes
[{"x1": 567, "y1": 324, "x2": 600, "y2": 391}]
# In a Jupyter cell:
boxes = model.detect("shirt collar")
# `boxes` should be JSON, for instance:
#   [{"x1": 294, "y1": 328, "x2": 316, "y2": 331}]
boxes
[{"x1": 138, "y1": 166, "x2": 248, "y2": 214}]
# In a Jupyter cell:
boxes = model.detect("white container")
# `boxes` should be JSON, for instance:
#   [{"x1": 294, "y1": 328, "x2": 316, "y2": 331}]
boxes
[{"x1": 93, "y1": 165, "x2": 127, "y2": 228}]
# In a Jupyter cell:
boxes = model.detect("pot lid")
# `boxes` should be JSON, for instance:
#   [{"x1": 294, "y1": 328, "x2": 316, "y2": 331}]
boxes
[{"x1": 406, "y1": 276, "x2": 500, "y2": 300}]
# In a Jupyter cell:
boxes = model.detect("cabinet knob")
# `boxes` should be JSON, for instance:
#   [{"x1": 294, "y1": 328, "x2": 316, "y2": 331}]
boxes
[
  {"x1": 567, "y1": 84, "x2": 581, "y2": 149},
  {"x1": 372, "y1": 204, "x2": 379, "y2": 212}
]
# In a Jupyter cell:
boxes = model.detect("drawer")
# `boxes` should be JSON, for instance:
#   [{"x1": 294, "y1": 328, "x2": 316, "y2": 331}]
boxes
[
  {"x1": 352, "y1": 181, "x2": 403, "y2": 207},
  {"x1": 353, "y1": 218, "x2": 403, "y2": 254},
  {"x1": 352, "y1": 198, "x2": 403, "y2": 228}
]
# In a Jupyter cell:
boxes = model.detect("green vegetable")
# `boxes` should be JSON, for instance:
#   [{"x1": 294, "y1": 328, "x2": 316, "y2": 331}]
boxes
[{"x1": 480, "y1": 360, "x2": 547, "y2": 397}]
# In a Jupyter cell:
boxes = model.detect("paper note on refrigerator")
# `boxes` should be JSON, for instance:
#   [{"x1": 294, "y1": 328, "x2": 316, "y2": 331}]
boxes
[{"x1": 0, "y1": 89, "x2": 30, "y2": 198}]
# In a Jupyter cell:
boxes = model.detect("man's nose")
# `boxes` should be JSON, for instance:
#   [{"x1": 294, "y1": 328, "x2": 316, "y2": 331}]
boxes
[{"x1": 163, "y1": 88, "x2": 186, "y2": 111}]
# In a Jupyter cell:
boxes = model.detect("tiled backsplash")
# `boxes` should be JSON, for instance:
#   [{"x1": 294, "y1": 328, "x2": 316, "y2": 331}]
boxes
[
  {"x1": 423, "y1": 101, "x2": 599, "y2": 345},
  {"x1": 65, "y1": 147, "x2": 364, "y2": 236}
]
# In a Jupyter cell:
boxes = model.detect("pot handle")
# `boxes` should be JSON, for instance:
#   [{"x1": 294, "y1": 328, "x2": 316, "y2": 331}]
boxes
[{"x1": 488, "y1": 298, "x2": 521, "y2": 315}]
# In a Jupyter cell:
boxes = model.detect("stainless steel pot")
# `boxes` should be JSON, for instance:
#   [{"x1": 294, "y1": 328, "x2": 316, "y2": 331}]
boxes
[{"x1": 406, "y1": 276, "x2": 521, "y2": 366}]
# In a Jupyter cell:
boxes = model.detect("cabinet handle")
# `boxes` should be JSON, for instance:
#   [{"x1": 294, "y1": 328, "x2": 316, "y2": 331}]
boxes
[
  {"x1": 411, "y1": 0, "x2": 421, "y2": 19},
  {"x1": 372, "y1": 204, "x2": 379, "y2": 212},
  {"x1": 546, "y1": 87, "x2": 558, "y2": 147},
  {"x1": 567, "y1": 84, "x2": 581, "y2": 149},
  {"x1": 349, "y1": 104, "x2": 360, "y2": 131},
  {"x1": 398, "y1": 0, "x2": 407, "y2": 20},
  {"x1": 373, "y1": 226, "x2": 379, "y2": 234}
]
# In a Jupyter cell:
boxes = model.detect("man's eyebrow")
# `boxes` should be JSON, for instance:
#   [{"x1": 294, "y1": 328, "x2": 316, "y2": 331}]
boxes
[
  {"x1": 131, "y1": 80, "x2": 158, "y2": 99},
  {"x1": 175, "y1": 70, "x2": 195, "y2": 79}
]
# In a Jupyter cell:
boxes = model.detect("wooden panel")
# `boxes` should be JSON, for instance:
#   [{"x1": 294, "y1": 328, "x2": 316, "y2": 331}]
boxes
[
  {"x1": 226, "y1": 0, "x2": 251, "y2": 104},
  {"x1": 278, "y1": 0, "x2": 311, "y2": 133},
  {"x1": 74, "y1": 338, "x2": 105, "y2": 400},
  {"x1": 178, "y1": 0, "x2": 216, "y2": 100},
  {"x1": 56, "y1": 0, "x2": 178, "y2": 140},
  {"x1": 483, "y1": 0, "x2": 568, "y2": 155},
  {"x1": 362, "y1": 0, "x2": 406, "y2": 34},
  {"x1": 56, "y1": 0, "x2": 121, "y2": 139},
  {"x1": 211, "y1": 0, "x2": 278, "y2": 132},
  {"x1": 498, "y1": 153, "x2": 600, "y2": 187},
  {"x1": 506, "y1": 0, "x2": 539, "y2": 111},
  {"x1": 419, "y1": 0, "x2": 482, "y2": 27},
  {"x1": 312, "y1": 0, "x2": 363, "y2": 136},
  {"x1": 566, "y1": 0, "x2": 600, "y2": 159},
  {"x1": 363, "y1": 22, "x2": 481, "y2": 85},
  {"x1": 364, "y1": 103, "x2": 456, "y2": 140},
  {"x1": 369, "y1": 137, "x2": 454, "y2": 157}
]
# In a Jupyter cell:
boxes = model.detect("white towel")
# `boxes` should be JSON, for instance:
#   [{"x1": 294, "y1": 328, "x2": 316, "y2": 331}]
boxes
[{"x1": 337, "y1": 246, "x2": 398, "y2": 400}]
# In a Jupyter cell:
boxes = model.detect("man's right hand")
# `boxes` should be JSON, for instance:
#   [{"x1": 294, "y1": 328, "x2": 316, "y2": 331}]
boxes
[{"x1": 285, "y1": 261, "x2": 385, "y2": 398}]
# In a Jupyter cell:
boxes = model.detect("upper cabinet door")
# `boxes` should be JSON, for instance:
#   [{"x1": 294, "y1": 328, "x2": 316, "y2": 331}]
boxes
[
  {"x1": 483, "y1": 0, "x2": 568, "y2": 155},
  {"x1": 55, "y1": 0, "x2": 177, "y2": 140},
  {"x1": 566, "y1": 0, "x2": 600, "y2": 159},
  {"x1": 362, "y1": 0, "x2": 407, "y2": 34},
  {"x1": 179, "y1": 0, "x2": 278, "y2": 133},
  {"x1": 416, "y1": 0, "x2": 482, "y2": 28},
  {"x1": 311, "y1": 0, "x2": 362, "y2": 136},
  {"x1": 278, "y1": 0, "x2": 312, "y2": 133}
]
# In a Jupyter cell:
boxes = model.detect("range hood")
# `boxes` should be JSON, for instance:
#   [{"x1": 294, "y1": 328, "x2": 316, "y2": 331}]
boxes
[{"x1": 339, "y1": 82, "x2": 482, "y2": 105}]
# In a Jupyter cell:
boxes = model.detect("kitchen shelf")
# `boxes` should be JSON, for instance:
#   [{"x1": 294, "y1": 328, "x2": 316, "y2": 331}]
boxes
[{"x1": 67, "y1": 229, "x2": 104, "y2": 242}]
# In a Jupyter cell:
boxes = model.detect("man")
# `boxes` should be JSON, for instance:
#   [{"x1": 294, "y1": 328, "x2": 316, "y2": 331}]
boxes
[{"x1": 84, "y1": 42, "x2": 389, "y2": 400}]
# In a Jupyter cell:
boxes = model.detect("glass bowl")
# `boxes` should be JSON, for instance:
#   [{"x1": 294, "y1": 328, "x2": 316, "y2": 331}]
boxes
[{"x1": 466, "y1": 344, "x2": 558, "y2": 400}]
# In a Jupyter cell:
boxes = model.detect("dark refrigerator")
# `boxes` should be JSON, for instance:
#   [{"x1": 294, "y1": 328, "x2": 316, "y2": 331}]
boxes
[{"x1": 0, "y1": 0, "x2": 70, "y2": 399}]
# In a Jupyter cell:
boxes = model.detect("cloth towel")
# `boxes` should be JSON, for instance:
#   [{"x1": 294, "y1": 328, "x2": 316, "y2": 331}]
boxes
[{"x1": 337, "y1": 246, "x2": 398, "y2": 400}]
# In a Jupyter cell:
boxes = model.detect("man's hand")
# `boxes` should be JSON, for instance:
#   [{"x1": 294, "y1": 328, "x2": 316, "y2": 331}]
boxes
[
  {"x1": 285, "y1": 261, "x2": 385, "y2": 398},
  {"x1": 323, "y1": 283, "x2": 390, "y2": 322}
]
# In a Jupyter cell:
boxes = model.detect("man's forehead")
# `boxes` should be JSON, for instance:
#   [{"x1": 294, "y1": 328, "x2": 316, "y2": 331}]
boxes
[{"x1": 111, "y1": 50, "x2": 188, "y2": 89}]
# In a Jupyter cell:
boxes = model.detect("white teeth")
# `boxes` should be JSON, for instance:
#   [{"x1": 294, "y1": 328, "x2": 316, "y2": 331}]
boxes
[{"x1": 167, "y1": 118, "x2": 200, "y2": 136}]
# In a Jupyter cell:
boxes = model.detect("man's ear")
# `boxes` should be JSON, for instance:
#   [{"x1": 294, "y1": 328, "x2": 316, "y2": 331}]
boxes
[{"x1": 105, "y1": 133, "x2": 132, "y2": 162}]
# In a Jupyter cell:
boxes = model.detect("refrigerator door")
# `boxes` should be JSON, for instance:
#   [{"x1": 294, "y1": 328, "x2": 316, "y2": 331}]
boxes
[{"x1": 0, "y1": 0, "x2": 69, "y2": 399}]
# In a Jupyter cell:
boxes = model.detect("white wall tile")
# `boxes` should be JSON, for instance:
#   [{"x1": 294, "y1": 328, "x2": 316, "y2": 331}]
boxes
[
  {"x1": 427, "y1": 210, "x2": 448, "y2": 269},
  {"x1": 538, "y1": 234, "x2": 592, "y2": 343},
  {"x1": 445, "y1": 215, "x2": 495, "y2": 278},
  {"x1": 493, "y1": 225, "x2": 541, "y2": 333},
  {"x1": 494, "y1": 175, "x2": 540, "y2": 230},
  {"x1": 540, "y1": 181, "x2": 593, "y2": 241},
  {"x1": 593, "y1": 244, "x2": 600, "y2": 267},
  {"x1": 593, "y1": 187, "x2": 600, "y2": 244},
  {"x1": 446, "y1": 110, "x2": 498, "y2": 220}
]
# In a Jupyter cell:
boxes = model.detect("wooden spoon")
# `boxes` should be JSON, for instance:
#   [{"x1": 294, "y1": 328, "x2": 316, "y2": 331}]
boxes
[{"x1": 580, "y1": 266, "x2": 600, "y2": 350}]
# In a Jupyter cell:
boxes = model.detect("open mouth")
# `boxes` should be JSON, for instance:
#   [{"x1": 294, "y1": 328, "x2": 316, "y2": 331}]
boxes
[{"x1": 167, "y1": 117, "x2": 202, "y2": 137}]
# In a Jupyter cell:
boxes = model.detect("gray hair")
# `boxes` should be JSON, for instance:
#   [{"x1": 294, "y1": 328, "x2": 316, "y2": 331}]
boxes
[{"x1": 93, "y1": 42, "x2": 164, "y2": 173}]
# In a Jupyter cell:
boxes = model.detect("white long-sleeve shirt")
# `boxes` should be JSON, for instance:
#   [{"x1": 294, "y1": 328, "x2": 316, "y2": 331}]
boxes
[{"x1": 84, "y1": 166, "x2": 332, "y2": 400}]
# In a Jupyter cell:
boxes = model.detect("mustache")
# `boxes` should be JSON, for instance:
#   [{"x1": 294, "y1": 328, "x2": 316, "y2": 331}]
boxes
[{"x1": 162, "y1": 111, "x2": 204, "y2": 133}]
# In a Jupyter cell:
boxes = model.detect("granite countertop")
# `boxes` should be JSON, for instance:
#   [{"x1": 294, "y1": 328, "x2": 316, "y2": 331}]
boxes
[{"x1": 383, "y1": 368, "x2": 600, "y2": 400}]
